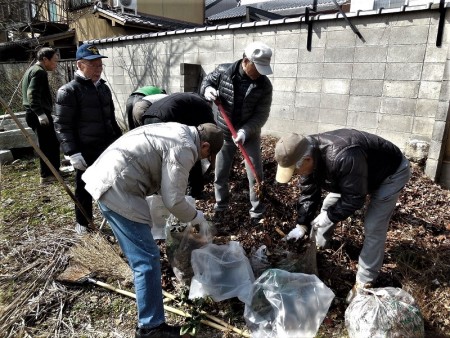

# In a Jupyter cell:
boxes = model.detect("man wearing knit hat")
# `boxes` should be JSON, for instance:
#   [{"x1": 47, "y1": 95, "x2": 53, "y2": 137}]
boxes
[
  {"x1": 82, "y1": 122, "x2": 223, "y2": 338},
  {"x1": 274, "y1": 129, "x2": 411, "y2": 304},
  {"x1": 200, "y1": 41, "x2": 273, "y2": 226}
]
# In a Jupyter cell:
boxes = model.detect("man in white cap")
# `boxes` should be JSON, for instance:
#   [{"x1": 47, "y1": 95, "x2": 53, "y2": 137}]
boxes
[
  {"x1": 274, "y1": 129, "x2": 411, "y2": 303},
  {"x1": 200, "y1": 41, "x2": 273, "y2": 226}
]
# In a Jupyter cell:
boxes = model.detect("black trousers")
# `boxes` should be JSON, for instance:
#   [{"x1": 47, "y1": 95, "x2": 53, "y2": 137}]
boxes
[
  {"x1": 75, "y1": 168, "x2": 92, "y2": 226},
  {"x1": 26, "y1": 111, "x2": 61, "y2": 178},
  {"x1": 74, "y1": 152, "x2": 100, "y2": 226},
  {"x1": 188, "y1": 160, "x2": 205, "y2": 198}
]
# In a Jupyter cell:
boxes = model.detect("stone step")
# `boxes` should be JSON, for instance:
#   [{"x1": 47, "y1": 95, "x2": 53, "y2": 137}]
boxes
[
  {"x1": 0, "y1": 128, "x2": 37, "y2": 149},
  {"x1": 1, "y1": 111, "x2": 27, "y2": 131}
]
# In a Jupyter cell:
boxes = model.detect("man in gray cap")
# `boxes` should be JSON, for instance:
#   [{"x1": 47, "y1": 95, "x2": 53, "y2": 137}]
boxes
[
  {"x1": 82, "y1": 122, "x2": 223, "y2": 338},
  {"x1": 274, "y1": 129, "x2": 410, "y2": 303},
  {"x1": 200, "y1": 41, "x2": 273, "y2": 226}
]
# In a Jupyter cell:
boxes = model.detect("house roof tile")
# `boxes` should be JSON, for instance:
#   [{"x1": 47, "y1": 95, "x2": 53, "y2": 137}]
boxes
[{"x1": 207, "y1": 0, "x2": 346, "y2": 20}]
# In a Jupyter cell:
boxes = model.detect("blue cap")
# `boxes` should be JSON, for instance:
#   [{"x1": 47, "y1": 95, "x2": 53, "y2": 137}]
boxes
[{"x1": 76, "y1": 43, "x2": 108, "y2": 60}]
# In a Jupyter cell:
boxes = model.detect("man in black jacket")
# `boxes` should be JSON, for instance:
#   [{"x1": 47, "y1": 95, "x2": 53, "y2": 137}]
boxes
[
  {"x1": 54, "y1": 43, "x2": 122, "y2": 235},
  {"x1": 200, "y1": 41, "x2": 273, "y2": 225},
  {"x1": 274, "y1": 129, "x2": 411, "y2": 303},
  {"x1": 142, "y1": 92, "x2": 215, "y2": 199}
]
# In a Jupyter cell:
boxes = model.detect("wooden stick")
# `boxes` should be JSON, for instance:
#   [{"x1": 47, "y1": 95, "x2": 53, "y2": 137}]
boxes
[
  {"x1": 87, "y1": 278, "x2": 136, "y2": 299},
  {"x1": 275, "y1": 227, "x2": 286, "y2": 237},
  {"x1": 87, "y1": 279, "x2": 250, "y2": 337}
]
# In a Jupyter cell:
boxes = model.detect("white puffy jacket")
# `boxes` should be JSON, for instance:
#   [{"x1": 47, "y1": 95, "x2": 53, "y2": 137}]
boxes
[{"x1": 82, "y1": 122, "x2": 200, "y2": 224}]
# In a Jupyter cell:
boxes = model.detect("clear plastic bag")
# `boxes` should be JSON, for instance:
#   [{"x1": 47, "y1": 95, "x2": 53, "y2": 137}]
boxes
[
  {"x1": 244, "y1": 269, "x2": 335, "y2": 338},
  {"x1": 345, "y1": 287, "x2": 424, "y2": 338},
  {"x1": 189, "y1": 241, "x2": 255, "y2": 304}
]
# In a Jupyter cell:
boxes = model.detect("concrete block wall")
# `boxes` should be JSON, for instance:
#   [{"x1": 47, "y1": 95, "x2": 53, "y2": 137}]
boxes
[{"x1": 41, "y1": 6, "x2": 446, "y2": 187}]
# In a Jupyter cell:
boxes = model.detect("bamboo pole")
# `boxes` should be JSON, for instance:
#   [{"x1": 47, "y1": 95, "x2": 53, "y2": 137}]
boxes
[{"x1": 86, "y1": 278, "x2": 250, "y2": 337}]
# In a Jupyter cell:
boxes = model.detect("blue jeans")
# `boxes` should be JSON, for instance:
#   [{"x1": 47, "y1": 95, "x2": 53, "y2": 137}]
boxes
[
  {"x1": 214, "y1": 134, "x2": 265, "y2": 219},
  {"x1": 316, "y1": 156, "x2": 411, "y2": 284},
  {"x1": 98, "y1": 201, "x2": 165, "y2": 329}
]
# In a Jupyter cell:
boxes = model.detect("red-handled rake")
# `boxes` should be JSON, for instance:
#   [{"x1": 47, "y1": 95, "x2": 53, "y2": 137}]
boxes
[{"x1": 214, "y1": 99, "x2": 264, "y2": 197}]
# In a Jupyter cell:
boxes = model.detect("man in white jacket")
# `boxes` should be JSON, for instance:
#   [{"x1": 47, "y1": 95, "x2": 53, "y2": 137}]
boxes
[{"x1": 82, "y1": 122, "x2": 223, "y2": 338}]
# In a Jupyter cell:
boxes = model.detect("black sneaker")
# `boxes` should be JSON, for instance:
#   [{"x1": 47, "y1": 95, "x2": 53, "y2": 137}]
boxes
[{"x1": 135, "y1": 323, "x2": 184, "y2": 338}]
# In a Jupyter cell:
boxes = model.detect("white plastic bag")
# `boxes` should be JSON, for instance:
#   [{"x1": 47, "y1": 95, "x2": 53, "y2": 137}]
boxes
[
  {"x1": 345, "y1": 287, "x2": 424, "y2": 338},
  {"x1": 146, "y1": 195, "x2": 195, "y2": 239},
  {"x1": 189, "y1": 241, "x2": 255, "y2": 304},
  {"x1": 244, "y1": 269, "x2": 335, "y2": 338}
]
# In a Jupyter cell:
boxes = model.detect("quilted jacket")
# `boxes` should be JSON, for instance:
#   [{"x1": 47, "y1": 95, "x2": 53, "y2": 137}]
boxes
[
  {"x1": 54, "y1": 73, "x2": 122, "y2": 161},
  {"x1": 200, "y1": 60, "x2": 272, "y2": 139}
]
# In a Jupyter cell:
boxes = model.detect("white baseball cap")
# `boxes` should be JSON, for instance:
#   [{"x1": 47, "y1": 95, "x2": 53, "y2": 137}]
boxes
[{"x1": 244, "y1": 41, "x2": 273, "y2": 76}]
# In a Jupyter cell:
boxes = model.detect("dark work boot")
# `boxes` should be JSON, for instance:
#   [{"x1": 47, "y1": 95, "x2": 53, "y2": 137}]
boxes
[{"x1": 135, "y1": 323, "x2": 185, "y2": 338}]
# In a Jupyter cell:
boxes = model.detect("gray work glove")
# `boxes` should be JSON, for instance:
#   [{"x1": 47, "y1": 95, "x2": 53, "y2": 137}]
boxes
[
  {"x1": 283, "y1": 224, "x2": 308, "y2": 241},
  {"x1": 311, "y1": 212, "x2": 334, "y2": 229},
  {"x1": 69, "y1": 153, "x2": 88, "y2": 171},
  {"x1": 38, "y1": 114, "x2": 50, "y2": 126},
  {"x1": 204, "y1": 86, "x2": 219, "y2": 102},
  {"x1": 233, "y1": 129, "x2": 246, "y2": 145}
]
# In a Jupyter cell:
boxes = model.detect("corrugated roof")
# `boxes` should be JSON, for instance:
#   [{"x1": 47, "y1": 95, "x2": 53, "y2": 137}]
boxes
[{"x1": 208, "y1": 0, "x2": 346, "y2": 20}]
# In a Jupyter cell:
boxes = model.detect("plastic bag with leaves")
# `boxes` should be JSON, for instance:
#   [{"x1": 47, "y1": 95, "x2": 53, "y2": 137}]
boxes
[
  {"x1": 244, "y1": 269, "x2": 335, "y2": 338},
  {"x1": 166, "y1": 218, "x2": 214, "y2": 285},
  {"x1": 345, "y1": 287, "x2": 424, "y2": 338}
]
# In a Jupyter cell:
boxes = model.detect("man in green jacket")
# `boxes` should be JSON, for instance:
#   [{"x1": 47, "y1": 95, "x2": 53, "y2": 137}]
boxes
[{"x1": 22, "y1": 47, "x2": 61, "y2": 185}]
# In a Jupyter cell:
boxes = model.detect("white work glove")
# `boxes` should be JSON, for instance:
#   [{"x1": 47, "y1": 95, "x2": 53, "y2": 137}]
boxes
[
  {"x1": 233, "y1": 129, "x2": 246, "y2": 145},
  {"x1": 204, "y1": 86, "x2": 219, "y2": 102},
  {"x1": 38, "y1": 114, "x2": 49, "y2": 126},
  {"x1": 69, "y1": 153, "x2": 88, "y2": 171},
  {"x1": 190, "y1": 210, "x2": 206, "y2": 225},
  {"x1": 283, "y1": 224, "x2": 308, "y2": 241},
  {"x1": 311, "y1": 212, "x2": 334, "y2": 229}
]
